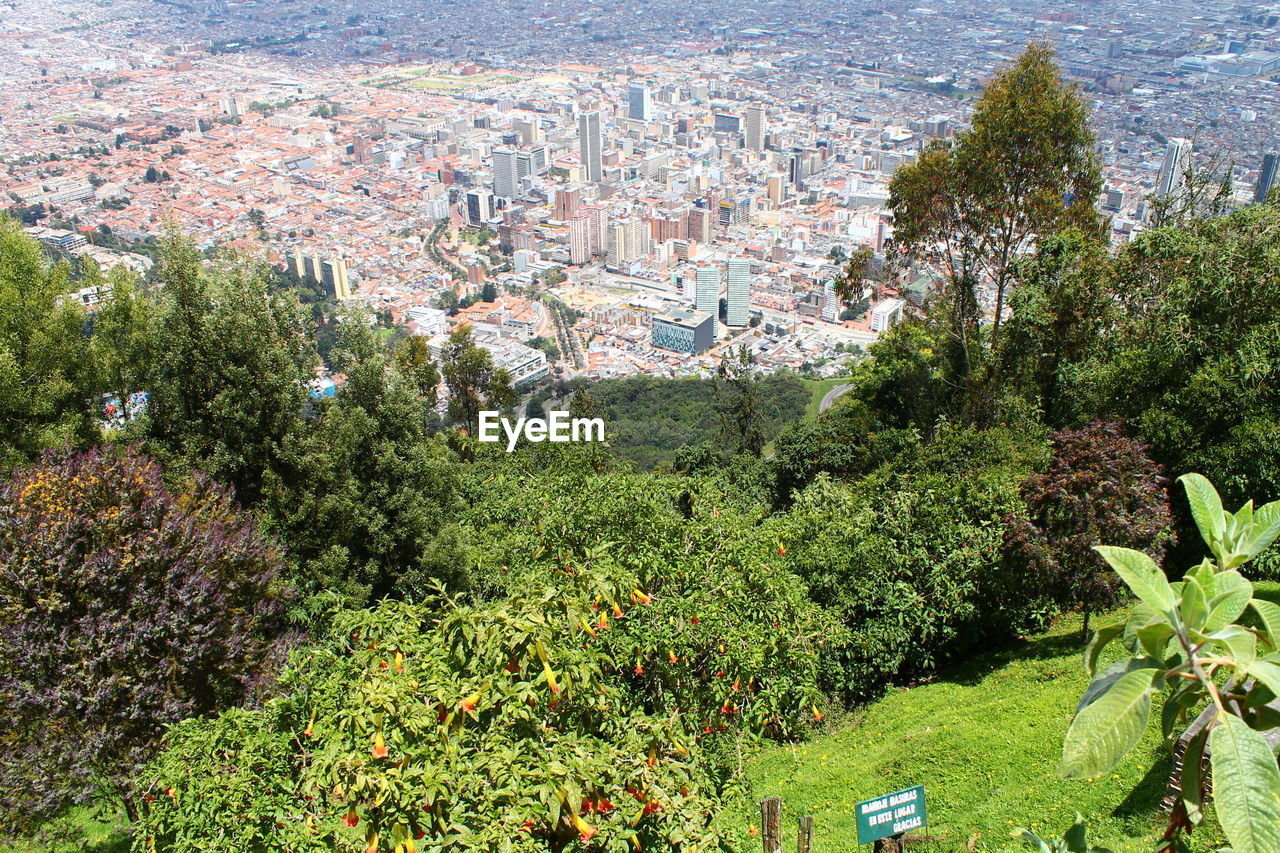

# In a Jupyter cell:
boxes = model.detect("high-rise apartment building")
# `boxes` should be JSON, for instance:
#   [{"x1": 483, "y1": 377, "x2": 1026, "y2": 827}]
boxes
[
  {"x1": 628, "y1": 84, "x2": 652, "y2": 122},
  {"x1": 1255, "y1": 152, "x2": 1278, "y2": 203},
  {"x1": 492, "y1": 147, "x2": 519, "y2": 199},
  {"x1": 695, "y1": 264, "x2": 721, "y2": 337},
  {"x1": 578, "y1": 110, "x2": 603, "y2": 183},
  {"x1": 743, "y1": 105, "x2": 765, "y2": 152},
  {"x1": 554, "y1": 187, "x2": 581, "y2": 222},
  {"x1": 726, "y1": 257, "x2": 750, "y2": 326},
  {"x1": 1157, "y1": 138, "x2": 1193, "y2": 199}
]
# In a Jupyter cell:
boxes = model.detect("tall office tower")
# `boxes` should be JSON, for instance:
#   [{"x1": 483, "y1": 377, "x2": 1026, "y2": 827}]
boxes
[
  {"x1": 1255, "y1": 152, "x2": 1278, "y2": 203},
  {"x1": 321, "y1": 256, "x2": 352, "y2": 300},
  {"x1": 578, "y1": 110, "x2": 603, "y2": 183},
  {"x1": 554, "y1": 187, "x2": 581, "y2": 221},
  {"x1": 714, "y1": 113, "x2": 741, "y2": 134},
  {"x1": 822, "y1": 279, "x2": 839, "y2": 322},
  {"x1": 515, "y1": 118, "x2": 543, "y2": 146},
  {"x1": 766, "y1": 173, "x2": 786, "y2": 207},
  {"x1": 569, "y1": 213, "x2": 593, "y2": 265},
  {"x1": 492, "y1": 147, "x2": 519, "y2": 199},
  {"x1": 725, "y1": 257, "x2": 750, "y2": 326},
  {"x1": 743, "y1": 105, "x2": 765, "y2": 152},
  {"x1": 688, "y1": 207, "x2": 714, "y2": 244},
  {"x1": 695, "y1": 264, "x2": 721, "y2": 337},
  {"x1": 1157, "y1": 138, "x2": 1193, "y2": 199},
  {"x1": 465, "y1": 188, "x2": 494, "y2": 226},
  {"x1": 292, "y1": 247, "x2": 307, "y2": 278},
  {"x1": 628, "y1": 83, "x2": 652, "y2": 122}
]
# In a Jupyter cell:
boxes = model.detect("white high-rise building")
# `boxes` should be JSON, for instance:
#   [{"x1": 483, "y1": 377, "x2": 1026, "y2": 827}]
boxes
[
  {"x1": 695, "y1": 264, "x2": 721, "y2": 337},
  {"x1": 628, "y1": 84, "x2": 652, "y2": 122},
  {"x1": 492, "y1": 147, "x2": 519, "y2": 199},
  {"x1": 743, "y1": 105, "x2": 765, "y2": 152},
  {"x1": 726, "y1": 257, "x2": 750, "y2": 326},
  {"x1": 1157, "y1": 138, "x2": 1193, "y2": 199},
  {"x1": 578, "y1": 110, "x2": 603, "y2": 183}
]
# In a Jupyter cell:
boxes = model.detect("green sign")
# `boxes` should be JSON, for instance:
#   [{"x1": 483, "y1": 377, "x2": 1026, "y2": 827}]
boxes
[{"x1": 855, "y1": 785, "x2": 926, "y2": 845}]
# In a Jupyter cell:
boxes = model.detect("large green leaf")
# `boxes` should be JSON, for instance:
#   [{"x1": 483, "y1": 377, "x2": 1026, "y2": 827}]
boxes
[
  {"x1": 1093, "y1": 546, "x2": 1175, "y2": 615},
  {"x1": 1209, "y1": 713, "x2": 1280, "y2": 853},
  {"x1": 1084, "y1": 623, "x2": 1123, "y2": 676},
  {"x1": 1059, "y1": 667, "x2": 1158, "y2": 779},
  {"x1": 1204, "y1": 571, "x2": 1253, "y2": 633},
  {"x1": 1248, "y1": 500, "x2": 1280, "y2": 560},
  {"x1": 1251, "y1": 599, "x2": 1280, "y2": 652},
  {"x1": 1180, "y1": 473, "x2": 1225, "y2": 553}
]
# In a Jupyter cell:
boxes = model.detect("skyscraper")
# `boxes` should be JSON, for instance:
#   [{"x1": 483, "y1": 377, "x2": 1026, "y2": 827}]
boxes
[
  {"x1": 695, "y1": 264, "x2": 721, "y2": 337},
  {"x1": 627, "y1": 84, "x2": 652, "y2": 122},
  {"x1": 554, "y1": 186, "x2": 581, "y2": 222},
  {"x1": 492, "y1": 147, "x2": 519, "y2": 199},
  {"x1": 1255, "y1": 152, "x2": 1278, "y2": 204},
  {"x1": 578, "y1": 110, "x2": 603, "y2": 183},
  {"x1": 1157, "y1": 138, "x2": 1193, "y2": 199},
  {"x1": 743, "y1": 105, "x2": 765, "y2": 152},
  {"x1": 726, "y1": 257, "x2": 750, "y2": 326}
]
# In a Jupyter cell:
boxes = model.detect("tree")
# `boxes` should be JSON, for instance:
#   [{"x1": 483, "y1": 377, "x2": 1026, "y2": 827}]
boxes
[
  {"x1": 567, "y1": 385, "x2": 602, "y2": 422},
  {"x1": 269, "y1": 317, "x2": 465, "y2": 610},
  {"x1": 889, "y1": 43, "x2": 1101, "y2": 360},
  {"x1": 135, "y1": 585, "x2": 731, "y2": 852},
  {"x1": 995, "y1": 230, "x2": 1113, "y2": 426},
  {"x1": 1002, "y1": 421, "x2": 1174, "y2": 637},
  {"x1": 89, "y1": 267, "x2": 156, "y2": 430},
  {"x1": 395, "y1": 334, "x2": 441, "y2": 408},
  {"x1": 714, "y1": 345, "x2": 766, "y2": 457},
  {"x1": 440, "y1": 327, "x2": 515, "y2": 431},
  {"x1": 1068, "y1": 202, "x2": 1280, "y2": 536},
  {"x1": 480, "y1": 281, "x2": 497, "y2": 303},
  {"x1": 0, "y1": 447, "x2": 287, "y2": 829},
  {"x1": 0, "y1": 219, "x2": 96, "y2": 471},
  {"x1": 832, "y1": 245, "x2": 874, "y2": 306},
  {"x1": 143, "y1": 166, "x2": 158, "y2": 182},
  {"x1": 145, "y1": 233, "x2": 315, "y2": 506},
  {"x1": 1058, "y1": 474, "x2": 1280, "y2": 853}
]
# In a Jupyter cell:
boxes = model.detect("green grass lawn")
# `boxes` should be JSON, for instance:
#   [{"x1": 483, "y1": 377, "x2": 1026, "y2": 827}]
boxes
[
  {"x1": 737, "y1": 598, "x2": 1262, "y2": 853},
  {"x1": 801, "y1": 377, "x2": 852, "y2": 422}
]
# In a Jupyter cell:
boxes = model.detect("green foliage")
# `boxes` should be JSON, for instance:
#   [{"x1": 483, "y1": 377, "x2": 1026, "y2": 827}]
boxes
[
  {"x1": 1069, "y1": 204, "x2": 1280, "y2": 525},
  {"x1": 889, "y1": 42, "x2": 1101, "y2": 371},
  {"x1": 268, "y1": 317, "x2": 465, "y2": 613},
  {"x1": 144, "y1": 232, "x2": 315, "y2": 506},
  {"x1": 0, "y1": 218, "x2": 96, "y2": 471},
  {"x1": 0, "y1": 447, "x2": 287, "y2": 830},
  {"x1": 1018, "y1": 815, "x2": 1114, "y2": 853},
  {"x1": 135, "y1": 583, "x2": 731, "y2": 852},
  {"x1": 550, "y1": 375, "x2": 808, "y2": 470},
  {"x1": 778, "y1": 423, "x2": 1049, "y2": 700},
  {"x1": 742, "y1": 606, "x2": 1218, "y2": 853},
  {"x1": 1060, "y1": 474, "x2": 1280, "y2": 852},
  {"x1": 440, "y1": 327, "x2": 515, "y2": 431},
  {"x1": 461, "y1": 449, "x2": 840, "y2": 740}
]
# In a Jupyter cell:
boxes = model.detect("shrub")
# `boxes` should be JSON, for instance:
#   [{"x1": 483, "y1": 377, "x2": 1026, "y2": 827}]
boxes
[
  {"x1": 0, "y1": 447, "x2": 288, "y2": 829},
  {"x1": 135, "y1": 581, "x2": 730, "y2": 852}
]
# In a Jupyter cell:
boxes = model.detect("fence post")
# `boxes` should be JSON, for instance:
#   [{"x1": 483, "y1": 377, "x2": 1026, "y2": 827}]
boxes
[
  {"x1": 797, "y1": 814, "x2": 814, "y2": 853},
  {"x1": 760, "y1": 796, "x2": 782, "y2": 853}
]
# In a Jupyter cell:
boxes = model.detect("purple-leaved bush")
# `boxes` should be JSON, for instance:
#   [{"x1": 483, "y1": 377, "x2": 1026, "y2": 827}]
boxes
[{"x1": 0, "y1": 446, "x2": 288, "y2": 828}]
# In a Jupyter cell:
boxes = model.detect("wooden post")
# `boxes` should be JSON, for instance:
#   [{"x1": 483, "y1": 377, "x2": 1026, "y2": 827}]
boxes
[
  {"x1": 796, "y1": 814, "x2": 814, "y2": 853},
  {"x1": 760, "y1": 796, "x2": 782, "y2": 853},
  {"x1": 872, "y1": 835, "x2": 903, "y2": 853}
]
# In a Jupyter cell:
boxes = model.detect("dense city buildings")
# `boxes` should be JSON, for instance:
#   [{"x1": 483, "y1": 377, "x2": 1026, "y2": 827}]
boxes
[{"x1": 3, "y1": 0, "x2": 1278, "y2": 387}]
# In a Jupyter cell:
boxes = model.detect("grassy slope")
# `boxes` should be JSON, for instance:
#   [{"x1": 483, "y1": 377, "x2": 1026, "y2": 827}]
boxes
[
  {"x1": 737, "y1": 597, "x2": 1271, "y2": 853},
  {"x1": 800, "y1": 377, "x2": 852, "y2": 422}
]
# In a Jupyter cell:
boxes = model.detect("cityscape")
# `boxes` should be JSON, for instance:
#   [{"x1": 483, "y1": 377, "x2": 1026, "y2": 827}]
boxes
[{"x1": 4, "y1": 0, "x2": 1280, "y2": 396}]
